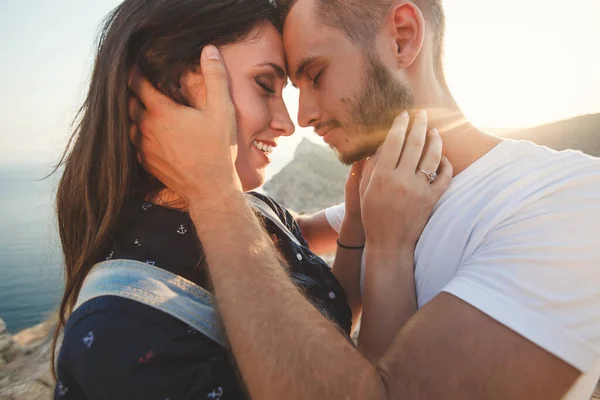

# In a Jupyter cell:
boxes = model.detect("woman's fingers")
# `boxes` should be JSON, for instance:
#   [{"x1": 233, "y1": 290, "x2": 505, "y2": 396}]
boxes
[
  {"x1": 430, "y1": 156, "x2": 453, "y2": 196},
  {"x1": 360, "y1": 153, "x2": 379, "y2": 201},
  {"x1": 347, "y1": 160, "x2": 365, "y2": 189},
  {"x1": 372, "y1": 111, "x2": 409, "y2": 175},
  {"x1": 398, "y1": 110, "x2": 428, "y2": 175},
  {"x1": 416, "y1": 128, "x2": 443, "y2": 183}
]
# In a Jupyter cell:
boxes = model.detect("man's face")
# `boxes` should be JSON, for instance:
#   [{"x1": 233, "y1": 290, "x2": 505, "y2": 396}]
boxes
[{"x1": 283, "y1": 0, "x2": 414, "y2": 164}]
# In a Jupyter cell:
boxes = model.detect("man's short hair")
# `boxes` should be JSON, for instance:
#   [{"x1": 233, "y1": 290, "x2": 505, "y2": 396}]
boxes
[{"x1": 279, "y1": 0, "x2": 447, "y2": 89}]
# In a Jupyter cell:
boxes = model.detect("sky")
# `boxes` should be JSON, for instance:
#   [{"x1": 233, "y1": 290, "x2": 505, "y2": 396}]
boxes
[{"x1": 0, "y1": 0, "x2": 599, "y2": 167}]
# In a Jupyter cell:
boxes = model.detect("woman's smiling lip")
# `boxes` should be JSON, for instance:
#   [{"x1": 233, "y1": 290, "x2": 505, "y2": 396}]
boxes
[
  {"x1": 252, "y1": 138, "x2": 277, "y2": 164},
  {"x1": 253, "y1": 138, "x2": 277, "y2": 148}
]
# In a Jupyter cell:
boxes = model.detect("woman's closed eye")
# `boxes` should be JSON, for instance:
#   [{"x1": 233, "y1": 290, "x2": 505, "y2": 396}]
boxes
[{"x1": 255, "y1": 77, "x2": 276, "y2": 94}]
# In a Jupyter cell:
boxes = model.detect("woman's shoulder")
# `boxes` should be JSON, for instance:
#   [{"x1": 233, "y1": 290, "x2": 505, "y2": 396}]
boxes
[
  {"x1": 57, "y1": 296, "x2": 239, "y2": 399},
  {"x1": 246, "y1": 191, "x2": 285, "y2": 214},
  {"x1": 247, "y1": 192, "x2": 295, "y2": 225},
  {"x1": 62, "y1": 296, "x2": 221, "y2": 353}
]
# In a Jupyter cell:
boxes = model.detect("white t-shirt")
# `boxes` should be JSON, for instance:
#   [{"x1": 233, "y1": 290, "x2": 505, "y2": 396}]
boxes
[{"x1": 325, "y1": 139, "x2": 600, "y2": 399}]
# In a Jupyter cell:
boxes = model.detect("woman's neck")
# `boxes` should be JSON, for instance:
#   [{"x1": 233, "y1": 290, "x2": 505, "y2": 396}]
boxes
[{"x1": 148, "y1": 188, "x2": 188, "y2": 211}]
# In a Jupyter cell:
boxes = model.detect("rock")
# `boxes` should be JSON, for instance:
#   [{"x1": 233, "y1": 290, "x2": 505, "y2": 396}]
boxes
[
  {"x1": 264, "y1": 138, "x2": 349, "y2": 214},
  {"x1": 0, "y1": 318, "x2": 6, "y2": 335},
  {"x1": 0, "y1": 334, "x2": 12, "y2": 354},
  {"x1": 508, "y1": 113, "x2": 600, "y2": 157},
  {"x1": 0, "y1": 316, "x2": 57, "y2": 400},
  {"x1": 12, "y1": 316, "x2": 57, "y2": 351}
]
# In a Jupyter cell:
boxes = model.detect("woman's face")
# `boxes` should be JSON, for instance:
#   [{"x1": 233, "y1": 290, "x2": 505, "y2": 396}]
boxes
[{"x1": 205, "y1": 22, "x2": 295, "y2": 191}]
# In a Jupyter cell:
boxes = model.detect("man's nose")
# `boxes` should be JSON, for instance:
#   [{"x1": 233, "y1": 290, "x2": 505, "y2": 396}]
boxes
[{"x1": 297, "y1": 89, "x2": 321, "y2": 128}]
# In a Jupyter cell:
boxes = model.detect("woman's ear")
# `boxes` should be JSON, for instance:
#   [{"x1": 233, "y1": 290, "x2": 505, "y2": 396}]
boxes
[
  {"x1": 179, "y1": 60, "x2": 207, "y2": 109},
  {"x1": 384, "y1": 2, "x2": 426, "y2": 69}
]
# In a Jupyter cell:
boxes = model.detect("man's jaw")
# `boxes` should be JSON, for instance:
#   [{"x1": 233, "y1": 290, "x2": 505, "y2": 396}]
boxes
[{"x1": 331, "y1": 135, "x2": 382, "y2": 166}]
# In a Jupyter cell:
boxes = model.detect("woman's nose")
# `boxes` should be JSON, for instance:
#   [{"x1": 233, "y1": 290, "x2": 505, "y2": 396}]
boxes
[{"x1": 271, "y1": 101, "x2": 296, "y2": 137}]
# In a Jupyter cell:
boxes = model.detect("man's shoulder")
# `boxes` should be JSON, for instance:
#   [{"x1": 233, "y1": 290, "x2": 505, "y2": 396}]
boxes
[
  {"x1": 507, "y1": 139, "x2": 600, "y2": 171},
  {"x1": 466, "y1": 140, "x2": 600, "y2": 203}
]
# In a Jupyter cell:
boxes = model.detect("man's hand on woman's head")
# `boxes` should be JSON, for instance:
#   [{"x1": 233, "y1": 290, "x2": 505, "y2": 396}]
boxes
[
  {"x1": 127, "y1": 45, "x2": 241, "y2": 204},
  {"x1": 359, "y1": 110, "x2": 453, "y2": 253}
]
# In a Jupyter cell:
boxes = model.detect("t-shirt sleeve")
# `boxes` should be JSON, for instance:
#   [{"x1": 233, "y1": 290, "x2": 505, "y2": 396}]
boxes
[
  {"x1": 325, "y1": 202, "x2": 346, "y2": 234},
  {"x1": 442, "y1": 184, "x2": 600, "y2": 373}
]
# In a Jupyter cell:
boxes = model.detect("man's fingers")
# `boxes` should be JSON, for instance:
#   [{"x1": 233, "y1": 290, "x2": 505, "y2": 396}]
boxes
[
  {"x1": 129, "y1": 124, "x2": 141, "y2": 147},
  {"x1": 128, "y1": 124, "x2": 145, "y2": 167},
  {"x1": 416, "y1": 128, "x2": 443, "y2": 181},
  {"x1": 128, "y1": 66, "x2": 173, "y2": 112},
  {"x1": 399, "y1": 110, "x2": 428, "y2": 173},
  {"x1": 373, "y1": 111, "x2": 409, "y2": 174},
  {"x1": 128, "y1": 95, "x2": 145, "y2": 125},
  {"x1": 200, "y1": 45, "x2": 234, "y2": 115}
]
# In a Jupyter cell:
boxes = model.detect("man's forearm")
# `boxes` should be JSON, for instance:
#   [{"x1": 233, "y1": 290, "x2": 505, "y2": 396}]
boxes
[
  {"x1": 188, "y1": 191, "x2": 385, "y2": 400},
  {"x1": 358, "y1": 245, "x2": 417, "y2": 361}
]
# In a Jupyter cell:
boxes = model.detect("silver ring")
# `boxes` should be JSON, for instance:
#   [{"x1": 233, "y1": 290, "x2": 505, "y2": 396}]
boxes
[{"x1": 419, "y1": 169, "x2": 438, "y2": 184}]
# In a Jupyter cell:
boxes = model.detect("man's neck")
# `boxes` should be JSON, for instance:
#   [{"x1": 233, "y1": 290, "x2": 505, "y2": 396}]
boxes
[{"x1": 419, "y1": 104, "x2": 502, "y2": 177}]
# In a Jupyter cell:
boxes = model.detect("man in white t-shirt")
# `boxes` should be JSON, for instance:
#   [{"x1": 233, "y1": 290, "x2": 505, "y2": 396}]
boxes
[
  {"x1": 281, "y1": 0, "x2": 600, "y2": 397},
  {"x1": 314, "y1": 140, "x2": 600, "y2": 399},
  {"x1": 128, "y1": 0, "x2": 600, "y2": 398}
]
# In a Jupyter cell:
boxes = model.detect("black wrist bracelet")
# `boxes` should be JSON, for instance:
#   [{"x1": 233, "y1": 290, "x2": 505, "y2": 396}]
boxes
[{"x1": 336, "y1": 239, "x2": 365, "y2": 250}]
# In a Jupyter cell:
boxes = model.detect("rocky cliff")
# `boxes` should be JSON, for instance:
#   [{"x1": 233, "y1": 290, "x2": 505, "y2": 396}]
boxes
[
  {"x1": 0, "y1": 317, "x2": 56, "y2": 399},
  {"x1": 264, "y1": 138, "x2": 349, "y2": 214}
]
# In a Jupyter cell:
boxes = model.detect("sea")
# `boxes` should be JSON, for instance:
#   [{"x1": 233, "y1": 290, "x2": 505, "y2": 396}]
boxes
[
  {"x1": 0, "y1": 163, "x2": 64, "y2": 334},
  {"x1": 0, "y1": 138, "x2": 304, "y2": 334}
]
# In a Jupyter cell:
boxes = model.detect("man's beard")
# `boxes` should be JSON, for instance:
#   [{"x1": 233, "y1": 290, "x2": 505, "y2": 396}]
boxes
[{"x1": 333, "y1": 53, "x2": 415, "y2": 165}]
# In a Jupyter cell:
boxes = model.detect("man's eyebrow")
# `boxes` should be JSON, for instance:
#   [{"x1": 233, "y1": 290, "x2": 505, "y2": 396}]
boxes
[{"x1": 294, "y1": 56, "x2": 318, "y2": 81}]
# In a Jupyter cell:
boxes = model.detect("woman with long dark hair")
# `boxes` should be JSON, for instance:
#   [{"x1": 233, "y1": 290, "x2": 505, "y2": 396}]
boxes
[{"x1": 53, "y1": 0, "x2": 355, "y2": 398}]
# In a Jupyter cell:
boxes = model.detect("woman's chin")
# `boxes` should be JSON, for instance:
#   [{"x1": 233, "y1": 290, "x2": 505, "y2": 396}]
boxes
[{"x1": 240, "y1": 170, "x2": 266, "y2": 192}]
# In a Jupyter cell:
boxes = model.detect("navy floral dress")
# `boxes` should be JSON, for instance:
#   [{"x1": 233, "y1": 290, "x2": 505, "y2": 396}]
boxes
[{"x1": 54, "y1": 192, "x2": 352, "y2": 400}]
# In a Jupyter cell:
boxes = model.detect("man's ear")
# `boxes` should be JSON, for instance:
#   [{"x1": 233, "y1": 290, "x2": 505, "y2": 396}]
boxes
[
  {"x1": 179, "y1": 60, "x2": 207, "y2": 109},
  {"x1": 384, "y1": 2, "x2": 426, "y2": 69}
]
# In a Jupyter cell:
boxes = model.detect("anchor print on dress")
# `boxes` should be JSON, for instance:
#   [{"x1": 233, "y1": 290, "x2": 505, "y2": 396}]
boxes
[
  {"x1": 187, "y1": 326, "x2": 199, "y2": 335},
  {"x1": 134, "y1": 239, "x2": 141, "y2": 246},
  {"x1": 139, "y1": 350, "x2": 153, "y2": 364},
  {"x1": 207, "y1": 387, "x2": 223, "y2": 399},
  {"x1": 57, "y1": 381, "x2": 69, "y2": 396},
  {"x1": 146, "y1": 260, "x2": 156, "y2": 266},
  {"x1": 82, "y1": 331, "x2": 94, "y2": 348},
  {"x1": 177, "y1": 224, "x2": 188, "y2": 235},
  {"x1": 142, "y1": 202, "x2": 153, "y2": 211},
  {"x1": 105, "y1": 251, "x2": 114, "y2": 261}
]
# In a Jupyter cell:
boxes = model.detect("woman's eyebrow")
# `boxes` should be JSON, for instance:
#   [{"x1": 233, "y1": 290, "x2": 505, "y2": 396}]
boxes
[{"x1": 255, "y1": 62, "x2": 287, "y2": 79}]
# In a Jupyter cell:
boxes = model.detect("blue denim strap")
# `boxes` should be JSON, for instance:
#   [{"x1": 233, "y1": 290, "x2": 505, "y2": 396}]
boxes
[
  {"x1": 74, "y1": 259, "x2": 228, "y2": 348},
  {"x1": 73, "y1": 195, "x2": 294, "y2": 349}
]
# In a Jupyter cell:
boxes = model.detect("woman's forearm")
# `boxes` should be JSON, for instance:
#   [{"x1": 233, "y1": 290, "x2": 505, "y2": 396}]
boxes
[
  {"x1": 358, "y1": 244, "x2": 417, "y2": 361},
  {"x1": 332, "y1": 216, "x2": 365, "y2": 329},
  {"x1": 296, "y1": 210, "x2": 339, "y2": 254}
]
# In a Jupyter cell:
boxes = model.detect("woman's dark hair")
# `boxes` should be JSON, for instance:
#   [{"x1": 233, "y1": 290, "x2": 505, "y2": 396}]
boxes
[{"x1": 52, "y1": 0, "x2": 281, "y2": 377}]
